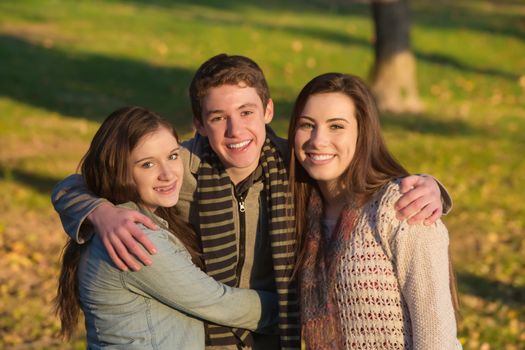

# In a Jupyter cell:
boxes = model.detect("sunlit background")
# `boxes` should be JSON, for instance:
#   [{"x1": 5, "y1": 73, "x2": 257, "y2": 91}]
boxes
[{"x1": 0, "y1": 0, "x2": 523, "y2": 348}]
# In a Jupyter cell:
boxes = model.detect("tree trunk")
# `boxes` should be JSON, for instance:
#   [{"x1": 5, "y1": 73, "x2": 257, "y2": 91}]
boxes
[{"x1": 371, "y1": 0, "x2": 423, "y2": 113}]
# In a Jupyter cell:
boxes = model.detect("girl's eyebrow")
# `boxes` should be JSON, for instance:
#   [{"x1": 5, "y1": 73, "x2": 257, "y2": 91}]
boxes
[
  {"x1": 299, "y1": 115, "x2": 352, "y2": 124},
  {"x1": 326, "y1": 117, "x2": 351, "y2": 124},
  {"x1": 134, "y1": 146, "x2": 180, "y2": 164},
  {"x1": 134, "y1": 156, "x2": 153, "y2": 164}
]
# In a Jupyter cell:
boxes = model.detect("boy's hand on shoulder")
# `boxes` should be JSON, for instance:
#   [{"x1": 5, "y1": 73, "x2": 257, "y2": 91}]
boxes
[
  {"x1": 88, "y1": 203, "x2": 158, "y2": 271},
  {"x1": 395, "y1": 175, "x2": 442, "y2": 226}
]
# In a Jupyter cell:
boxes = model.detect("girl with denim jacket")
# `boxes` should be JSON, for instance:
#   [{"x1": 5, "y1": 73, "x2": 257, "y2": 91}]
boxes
[{"x1": 55, "y1": 106, "x2": 277, "y2": 349}]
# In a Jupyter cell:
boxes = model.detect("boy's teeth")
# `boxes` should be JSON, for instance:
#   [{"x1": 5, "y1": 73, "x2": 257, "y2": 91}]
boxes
[
  {"x1": 310, "y1": 154, "x2": 334, "y2": 161},
  {"x1": 228, "y1": 140, "x2": 251, "y2": 149}
]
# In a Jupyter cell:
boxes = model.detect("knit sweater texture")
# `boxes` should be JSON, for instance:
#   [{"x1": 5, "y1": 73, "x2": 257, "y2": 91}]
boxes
[{"x1": 332, "y1": 181, "x2": 462, "y2": 350}]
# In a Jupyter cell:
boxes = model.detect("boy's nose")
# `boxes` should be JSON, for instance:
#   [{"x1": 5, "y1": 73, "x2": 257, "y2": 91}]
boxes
[{"x1": 226, "y1": 116, "x2": 241, "y2": 137}]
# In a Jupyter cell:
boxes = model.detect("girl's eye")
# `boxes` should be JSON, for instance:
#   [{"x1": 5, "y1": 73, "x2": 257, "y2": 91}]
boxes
[
  {"x1": 141, "y1": 161, "x2": 154, "y2": 169},
  {"x1": 299, "y1": 122, "x2": 314, "y2": 129},
  {"x1": 330, "y1": 124, "x2": 344, "y2": 130},
  {"x1": 168, "y1": 153, "x2": 179, "y2": 160}
]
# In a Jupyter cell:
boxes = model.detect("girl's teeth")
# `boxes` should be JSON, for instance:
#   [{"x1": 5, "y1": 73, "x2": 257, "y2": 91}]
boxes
[
  {"x1": 310, "y1": 154, "x2": 334, "y2": 161},
  {"x1": 228, "y1": 140, "x2": 251, "y2": 149}
]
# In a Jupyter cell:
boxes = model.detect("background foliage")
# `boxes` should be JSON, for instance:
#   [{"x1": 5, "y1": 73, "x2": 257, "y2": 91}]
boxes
[{"x1": 0, "y1": 0, "x2": 523, "y2": 348}]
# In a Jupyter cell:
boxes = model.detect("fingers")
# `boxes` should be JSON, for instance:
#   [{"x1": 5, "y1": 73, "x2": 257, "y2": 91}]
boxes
[
  {"x1": 396, "y1": 194, "x2": 430, "y2": 222},
  {"x1": 395, "y1": 184, "x2": 427, "y2": 216},
  {"x1": 132, "y1": 211, "x2": 158, "y2": 231},
  {"x1": 133, "y1": 230, "x2": 158, "y2": 256},
  {"x1": 423, "y1": 208, "x2": 442, "y2": 226},
  {"x1": 399, "y1": 175, "x2": 420, "y2": 193},
  {"x1": 108, "y1": 230, "x2": 142, "y2": 271},
  {"x1": 99, "y1": 218, "x2": 154, "y2": 272},
  {"x1": 129, "y1": 212, "x2": 158, "y2": 255},
  {"x1": 124, "y1": 222, "x2": 154, "y2": 267},
  {"x1": 406, "y1": 200, "x2": 441, "y2": 225},
  {"x1": 396, "y1": 175, "x2": 443, "y2": 225},
  {"x1": 102, "y1": 236, "x2": 129, "y2": 272},
  {"x1": 92, "y1": 207, "x2": 159, "y2": 270}
]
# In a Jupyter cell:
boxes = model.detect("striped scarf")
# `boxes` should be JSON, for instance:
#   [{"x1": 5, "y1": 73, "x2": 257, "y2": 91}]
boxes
[
  {"x1": 300, "y1": 189, "x2": 359, "y2": 350},
  {"x1": 197, "y1": 131, "x2": 300, "y2": 349}
]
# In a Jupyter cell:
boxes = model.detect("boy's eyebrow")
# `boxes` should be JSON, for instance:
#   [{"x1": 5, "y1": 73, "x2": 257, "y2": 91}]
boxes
[
  {"x1": 205, "y1": 103, "x2": 258, "y2": 117},
  {"x1": 133, "y1": 147, "x2": 180, "y2": 164},
  {"x1": 237, "y1": 103, "x2": 258, "y2": 109},
  {"x1": 205, "y1": 109, "x2": 224, "y2": 117}
]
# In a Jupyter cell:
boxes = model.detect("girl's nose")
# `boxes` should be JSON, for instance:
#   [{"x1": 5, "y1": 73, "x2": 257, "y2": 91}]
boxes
[
  {"x1": 158, "y1": 163, "x2": 175, "y2": 181},
  {"x1": 309, "y1": 128, "x2": 329, "y2": 147}
]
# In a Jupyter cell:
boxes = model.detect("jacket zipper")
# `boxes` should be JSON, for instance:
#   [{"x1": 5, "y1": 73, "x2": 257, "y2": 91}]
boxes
[{"x1": 235, "y1": 194, "x2": 246, "y2": 286}]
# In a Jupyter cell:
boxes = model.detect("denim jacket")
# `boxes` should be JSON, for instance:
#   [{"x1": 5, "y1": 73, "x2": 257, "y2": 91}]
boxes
[{"x1": 78, "y1": 202, "x2": 278, "y2": 349}]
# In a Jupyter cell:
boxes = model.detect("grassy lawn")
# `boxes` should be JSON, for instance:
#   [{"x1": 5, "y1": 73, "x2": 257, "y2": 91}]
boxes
[{"x1": 0, "y1": 0, "x2": 523, "y2": 348}]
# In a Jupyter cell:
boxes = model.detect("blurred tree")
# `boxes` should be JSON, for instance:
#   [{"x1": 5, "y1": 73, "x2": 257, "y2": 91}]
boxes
[{"x1": 370, "y1": 0, "x2": 423, "y2": 113}]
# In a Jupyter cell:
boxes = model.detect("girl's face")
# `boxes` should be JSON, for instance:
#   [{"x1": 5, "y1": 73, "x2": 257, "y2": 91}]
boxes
[
  {"x1": 129, "y1": 126, "x2": 183, "y2": 212},
  {"x1": 294, "y1": 92, "x2": 358, "y2": 193}
]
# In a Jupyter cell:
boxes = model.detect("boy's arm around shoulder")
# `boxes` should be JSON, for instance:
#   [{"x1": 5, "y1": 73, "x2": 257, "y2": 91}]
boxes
[
  {"x1": 51, "y1": 174, "x2": 109, "y2": 243},
  {"x1": 52, "y1": 176, "x2": 158, "y2": 271}
]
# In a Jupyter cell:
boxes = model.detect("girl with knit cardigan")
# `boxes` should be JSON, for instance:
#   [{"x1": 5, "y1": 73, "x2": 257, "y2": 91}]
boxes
[{"x1": 288, "y1": 73, "x2": 462, "y2": 349}]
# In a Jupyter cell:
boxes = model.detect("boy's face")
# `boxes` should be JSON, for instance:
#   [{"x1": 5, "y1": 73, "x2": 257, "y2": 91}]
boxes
[{"x1": 194, "y1": 82, "x2": 273, "y2": 184}]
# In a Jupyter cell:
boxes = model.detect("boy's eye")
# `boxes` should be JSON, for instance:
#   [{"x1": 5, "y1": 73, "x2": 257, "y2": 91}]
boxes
[
  {"x1": 141, "y1": 161, "x2": 154, "y2": 169},
  {"x1": 168, "y1": 153, "x2": 179, "y2": 160},
  {"x1": 210, "y1": 115, "x2": 226, "y2": 122},
  {"x1": 240, "y1": 110, "x2": 253, "y2": 117}
]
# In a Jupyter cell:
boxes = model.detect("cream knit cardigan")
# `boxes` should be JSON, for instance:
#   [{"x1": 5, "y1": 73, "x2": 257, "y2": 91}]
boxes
[{"x1": 333, "y1": 181, "x2": 462, "y2": 349}]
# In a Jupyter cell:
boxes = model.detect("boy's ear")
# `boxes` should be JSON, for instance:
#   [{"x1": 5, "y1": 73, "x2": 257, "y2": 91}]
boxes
[
  {"x1": 193, "y1": 118, "x2": 207, "y2": 137},
  {"x1": 264, "y1": 98, "x2": 274, "y2": 124}
]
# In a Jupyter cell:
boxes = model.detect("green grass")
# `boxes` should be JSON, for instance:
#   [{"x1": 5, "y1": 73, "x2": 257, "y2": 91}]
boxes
[{"x1": 0, "y1": 0, "x2": 523, "y2": 348}]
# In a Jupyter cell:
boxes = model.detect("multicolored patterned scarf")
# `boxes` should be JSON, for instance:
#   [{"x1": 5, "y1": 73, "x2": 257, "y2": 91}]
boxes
[
  {"x1": 299, "y1": 189, "x2": 359, "y2": 350},
  {"x1": 197, "y1": 129, "x2": 299, "y2": 348}
]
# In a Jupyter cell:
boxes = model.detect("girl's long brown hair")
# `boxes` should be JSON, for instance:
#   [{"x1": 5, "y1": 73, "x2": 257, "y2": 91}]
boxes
[
  {"x1": 55, "y1": 106, "x2": 203, "y2": 339},
  {"x1": 287, "y1": 73, "x2": 459, "y2": 314}
]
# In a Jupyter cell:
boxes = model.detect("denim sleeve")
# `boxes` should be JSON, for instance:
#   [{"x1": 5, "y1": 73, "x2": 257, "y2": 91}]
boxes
[
  {"x1": 51, "y1": 174, "x2": 109, "y2": 243},
  {"x1": 121, "y1": 227, "x2": 278, "y2": 331}
]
